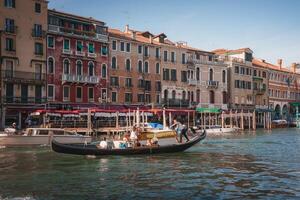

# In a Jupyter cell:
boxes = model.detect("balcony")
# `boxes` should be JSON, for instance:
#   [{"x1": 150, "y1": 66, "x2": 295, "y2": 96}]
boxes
[
  {"x1": 32, "y1": 29, "x2": 46, "y2": 38},
  {"x1": 206, "y1": 80, "x2": 219, "y2": 89},
  {"x1": 187, "y1": 57, "x2": 225, "y2": 66},
  {"x1": 62, "y1": 74, "x2": 99, "y2": 84},
  {"x1": 87, "y1": 52, "x2": 97, "y2": 58},
  {"x1": 4, "y1": 25, "x2": 17, "y2": 34},
  {"x1": 2, "y1": 70, "x2": 46, "y2": 84},
  {"x1": 75, "y1": 51, "x2": 85, "y2": 57},
  {"x1": 188, "y1": 79, "x2": 198, "y2": 86},
  {"x1": 48, "y1": 25, "x2": 108, "y2": 42},
  {"x1": 62, "y1": 49, "x2": 73, "y2": 55},
  {"x1": 254, "y1": 88, "x2": 266, "y2": 95},
  {"x1": 3, "y1": 96, "x2": 47, "y2": 104},
  {"x1": 161, "y1": 99, "x2": 196, "y2": 108}
]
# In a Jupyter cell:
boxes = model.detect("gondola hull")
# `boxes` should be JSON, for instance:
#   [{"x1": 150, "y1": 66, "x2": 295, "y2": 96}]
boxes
[{"x1": 51, "y1": 132, "x2": 206, "y2": 156}]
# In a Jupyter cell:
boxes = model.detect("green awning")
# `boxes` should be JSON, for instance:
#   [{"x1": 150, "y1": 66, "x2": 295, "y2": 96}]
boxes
[
  {"x1": 290, "y1": 102, "x2": 300, "y2": 106},
  {"x1": 196, "y1": 107, "x2": 221, "y2": 113},
  {"x1": 253, "y1": 76, "x2": 263, "y2": 81}
]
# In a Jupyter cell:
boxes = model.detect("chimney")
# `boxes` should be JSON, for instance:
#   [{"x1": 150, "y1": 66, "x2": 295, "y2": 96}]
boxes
[
  {"x1": 149, "y1": 35, "x2": 153, "y2": 44},
  {"x1": 291, "y1": 63, "x2": 297, "y2": 73},
  {"x1": 131, "y1": 31, "x2": 136, "y2": 40},
  {"x1": 277, "y1": 59, "x2": 282, "y2": 68},
  {"x1": 125, "y1": 24, "x2": 129, "y2": 33}
]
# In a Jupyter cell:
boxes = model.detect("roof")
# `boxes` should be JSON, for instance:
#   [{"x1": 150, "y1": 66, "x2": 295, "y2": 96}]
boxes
[
  {"x1": 252, "y1": 58, "x2": 292, "y2": 73},
  {"x1": 213, "y1": 48, "x2": 253, "y2": 55}
]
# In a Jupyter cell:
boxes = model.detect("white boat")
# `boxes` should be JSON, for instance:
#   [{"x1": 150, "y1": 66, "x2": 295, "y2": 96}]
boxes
[{"x1": 0, "y1": 128, "x2": 92, "y2": 147}]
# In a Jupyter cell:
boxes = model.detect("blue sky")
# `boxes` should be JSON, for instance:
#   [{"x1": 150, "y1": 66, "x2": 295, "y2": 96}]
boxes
[{"x1": 49, "y1": 0, "x2": 300, "y2": 67}]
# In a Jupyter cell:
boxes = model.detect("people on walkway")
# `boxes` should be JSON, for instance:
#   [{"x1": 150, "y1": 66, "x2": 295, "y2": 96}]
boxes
[{"x1": 170, "y1": 118, "x2": 190, "y2": 143}]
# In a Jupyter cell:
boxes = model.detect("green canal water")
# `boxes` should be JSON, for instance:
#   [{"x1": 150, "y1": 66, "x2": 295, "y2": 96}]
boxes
[{"x1": 0, "y1": 129, "x2": 299, "y2": 199}]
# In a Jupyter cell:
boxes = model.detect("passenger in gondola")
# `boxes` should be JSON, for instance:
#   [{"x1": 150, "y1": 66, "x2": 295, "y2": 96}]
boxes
[
  {"x1": 151, "y1": 135, "x2": 159, "y2": 146},
  {"x1": 130, "y1": 126, "x2": 138, "y2": 144},
  {"x1": 97, "y1": 137, "x2": 108, "y2": 149}
]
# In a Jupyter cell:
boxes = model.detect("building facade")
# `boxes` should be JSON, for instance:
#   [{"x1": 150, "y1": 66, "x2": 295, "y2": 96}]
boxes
[
  {"x1": 47, "y1": 10, "x2": 109, "y2": 107},
  {"x1": 0, "y1": 0, "x2": 48, "y2": 128}
]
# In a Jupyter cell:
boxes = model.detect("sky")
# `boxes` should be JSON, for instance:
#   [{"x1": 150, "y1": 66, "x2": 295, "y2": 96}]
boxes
[{"x1": 48, "y1": 0, "x2": 300, "y2": 68}]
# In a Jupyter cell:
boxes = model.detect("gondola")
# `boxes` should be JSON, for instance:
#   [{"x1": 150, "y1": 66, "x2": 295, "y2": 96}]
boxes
[{"x1": 51, "y1": 131, "x2": 206, "y2": 156}]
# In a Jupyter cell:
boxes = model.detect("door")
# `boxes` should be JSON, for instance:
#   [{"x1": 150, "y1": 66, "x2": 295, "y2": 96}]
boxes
[
  {"x1": 21, "y1": 85, "x2": 28, "y2": 103},
  {"x1": 35, "y1": 85, "x2": 42, "y2": 103},
  {"x1": 6, "y1": 83, "x2": 14, "y2": 103}
]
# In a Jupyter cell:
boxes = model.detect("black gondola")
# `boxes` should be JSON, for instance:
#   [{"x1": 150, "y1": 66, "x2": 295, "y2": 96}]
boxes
[{"x1": 51, "y1": 131, "x2": 206, "y2": 156}]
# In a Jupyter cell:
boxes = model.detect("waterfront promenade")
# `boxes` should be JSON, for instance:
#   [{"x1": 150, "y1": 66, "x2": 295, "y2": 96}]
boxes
[{"x1": 0, "y1": 128, "x2": 299, "y2": 199}]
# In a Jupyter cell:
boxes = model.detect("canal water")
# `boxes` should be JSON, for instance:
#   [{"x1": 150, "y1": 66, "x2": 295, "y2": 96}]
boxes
[{"x1": 0, "y1": 129, "x2": 299, "y2": 199}]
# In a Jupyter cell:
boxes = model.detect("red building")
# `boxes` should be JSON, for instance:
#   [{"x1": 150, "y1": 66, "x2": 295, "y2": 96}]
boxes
[{"x1": 46, "y1": 10, "x2": 108, "y2": 108}]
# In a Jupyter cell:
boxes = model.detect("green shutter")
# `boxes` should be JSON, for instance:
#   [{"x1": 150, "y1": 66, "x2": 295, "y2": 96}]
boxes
[{"x1": 88, "y1": 43, "x2": 94, "y2": 53}]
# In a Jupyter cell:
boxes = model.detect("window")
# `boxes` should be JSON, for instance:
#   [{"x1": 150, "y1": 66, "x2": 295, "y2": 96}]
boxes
[
  {"x1": 138, "y1": 94, "x2": 145, "y2": 103},
  {"x1": 145, "y1": 94, "x2": 151, "y2": 103},
  {"x1": 253, "y1": 70, "x2": 257, "y2": 76},
  {"x1": 112, "y1": 40, "x2": 117, "y2": 50},
  {"x1": 144, "y1": 46, "x2": 149, "y2": 56},
  {"x1": 88, "y1": 62, "x2": 94, "y2": 76},
  {"x1": 76, "y1": 60, "x2": 83, "y2": 76},
  {"x1": 245, "y1": 52, "x2": 253, "y2": 62},
  {"x1": 47, "y1": 36, "x2": 54, "y2": 48},
  {"x1": 156, "y1": 94, "x2": 160, "y2": 104},
  {"x1": 171, "y1": 52, "x2": 175, "y2": 62},
  {"x1": 63, "y1": 39, "x2": 70, "y2": 50},
  {"x1": 5, "y1": 0, "x2": 15, "y2": 8},
  {"x1": 88, "y1": 88, "x2": 94, "y2": 101},
  {"x1": 182, "y1": 53, "x2": 186, "y2": 64},
  {"x1": 164, "y1": 51, "x2": 168, "y2": 61},
  {"x1": 35, "y1": 3, "x2": 41, "y2": 13},
  {"x1": 33, "y1": 24, "x2": 42, "y2": 37},
  {"x1": 102, "y1": 64, "x2": 107, "y2": 78},
  {"x1": 125, "y1": 59, "x2": 131, "y2": 71},
  {"x1": 144, "y1": 61, "x2": 149, "y2": 73},
  {"x1": 155, "y1": 81, "x2": 161, "y2": 91},
  {"x1": 246, "y1": 68, "x2": 249, "y2": 75},
  {"x1": 138, "y1": 45, "x2": 142, "y2": 54},
  {"x1": 120, "y1": 42, "x2": 125, "y2": 51},
  {"x1": 88, "y1": 43, "x2": 94, "y2": 53},
  {"x1": 155, "y1": 48, "x2": 160, "y2": 58},
  {"x1": 126, "y1": 43, "x2": 131, "y2": 52},
  {"x1": 125, "y1": 93, "x2": 132, "y2": 103},
  {"x1": 101, "y1": 45, "x2": 108, "y2": 56},
  {"x1": 138, "y1": 60, "x2": 143, "y2": 73},
  {"x1": 209, "y1": 68, "x2": 213, "y2": 81},
  {"x1": 240, "y1": 67, "x2": 245, "y2": 75},
  {"x1": 222, "y1": 70, "x2": 226, "y2": 83},
  {"x1": 156, "y1": 63, "x2": 160, "y2": 74},
  {"x1": 76, "y1": 87, "x2": 82, "y2": 102},
  {"x1": 5, "y1": 38, "x2": 14, "y2": 51},
  {"x1": 196, "y1": 68, "x2": 200, "y2": 81},
  {"x1": 35, "y1": 42, "x2": 43, "y2": 55},
  {"x1": 125, "y1": 78, "x2": 132, "y2": 87},
  {"x1": 163, "y1": 68, "x2": 170, "y2": 80},
  {"x1": 111, "y1": 92, "x2": 117, "y2": 102},
  {"x1": 172, "y1": 90, "x2": 176, "y2": 99},
  {"x1": 262, "y1": 71, "x2": 266, "y2": 78},
  {"x1": 209, "y1": 90, "x2": 215, "y2": 104},
  {"x1": 145, "y1": 81, "x2": 151, "y2": 91},
  {"x1": 63, "y1": 86, "x2": 70, "y2": 101},
  {"x1": 171, "y1": 69, "x2": 177, "y2": 81},
  {"x1": 235, "y1": 66, "x2": 239, "y2": 74},
  {"x1": 63, "y1": 59, "x2": 70, "y2": 74},
  {"x1": 181, "y1": 71, "x2": 187, "y2": 82},
  {"x1": 196, "y1": 90, "x2": 200, "y2": 103},
  {"x1": 47, "y1": 57, "x2": 54, "y2": 74},
  {"x1": 111, "y1": 57, "x2": 117, "y2": 69},
  {"x1": 110, "y1": 77, "x2": 119, "y2": 86},
  {"x1": 138, "y1": 79, "x2": 144, "y2": 88},
  {"x1": 76, "y1": 41, "x2": 83, "y2": 52},
  {"x1": 5, "y1": 18, "x2": 15, "y2": 33},
  {"x1": 222, "y1": 91, "x2": 227, "y2": 104}
]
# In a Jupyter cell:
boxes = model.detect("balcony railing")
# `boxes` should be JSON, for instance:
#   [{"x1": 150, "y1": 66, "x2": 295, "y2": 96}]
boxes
[
  {"x1": 254, "y1": 88, "x2": 266, "y2": 95},
  {"x1": 188, "y1": 79, "x2": 198, "y2": 86},
  {"x1": 62, "y1": 49, "x2": 72, "y2": 55},
  {"x1": 62, "y1": 74, "x2": 99, "y2": 84},
  {"x1": 48, "y1": 25, "x2": 108, "y2": 42},
  {"x1": 2, "y1": 70, "x2": 46, "y2": 83},
  {"x1": 206, "y1": 80, "x2": 219, "y2": 89},
  {"x1": 187, "y1": 57, "x2": 225, "y2": 66},
  {"x1": 3, "y1": 96, "x2": 47, "y2": 104},
  {"x1": 87, "y1": 52, "x2": 97, "y2": 58},
  {"x1": 75, "y1": 51, "x2": 85, "y2": 56},
  {"x1": 161, "y1": 99, "x2": 196, "y2": 107},
  {"x1": 4, "y1": 25, "x2": 17, "y2": 34}
]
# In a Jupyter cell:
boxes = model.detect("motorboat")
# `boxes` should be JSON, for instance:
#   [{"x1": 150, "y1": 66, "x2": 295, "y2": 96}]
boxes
[
  {"x1": 51, "y1": 131, "x2": 206, "y2": 156},
  {"x1": 0, "y1": 128, "x2": 92, "y2": 147}
]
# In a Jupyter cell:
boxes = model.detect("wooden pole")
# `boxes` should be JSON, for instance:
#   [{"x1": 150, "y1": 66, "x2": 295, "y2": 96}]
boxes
[
  {"x1": 188, "y1": 112, "x2": 190, "y2": 129},
  {"x1": 221, "y1": 111, "x2": 224, "y2": 128},
  {"x1": 169, "y1": 112, "x2": 172, "y2": 127},
  {"x1": 230, "y1": 109, "x2": 233, "y2": 128},
  {"x1": 248, "y1": 111, "x2": 251, "y2": 130},
  {"x1": 241, "y1": 110, "x2": 244, "y2": 130},
  {"x1": 263, "y1": 112, "x2": 266, "y2": 129},
  {"x1": 87, "y1": 108, "x2": 91, "y2": 135},
  {"x1": 208, "y1": 112, "x2": 211, "y2": 129},
  {"x1": 204, "y1": 113, "x2": 206, "y2": 130},
  {"x1": 252, "y1": 111, "x2": 256, "y2": 130},
  {"x1": 142, "y1": 111, "x2": 145, "y2": 131},
  {"x1": 116, "y1": 111, "x2": 119, "y2": 129},
  {"x1": 163, "y1": 108, "x2": 166, "y2": 129},
  {"x1": 193, "y1": 111, "x2": 196, "y2": 127}
]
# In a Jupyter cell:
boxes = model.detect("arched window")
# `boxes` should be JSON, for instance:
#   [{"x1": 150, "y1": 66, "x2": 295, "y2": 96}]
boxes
[
  {"x1": 48, "y1": 57, "x2": 54, "y2": 74},
  {"x1": 172, "y1": 90, "x2": 176, "y2": 99},
  {"x1": 222, "y1": 91, "x2": 227, "y2": 104},
  {"x1": 125, "y1": 59, "x2": 131, "y2": 71},
  {"x1": 138, "y1": 60, "x2": 143, "y2": 73},
  {"x1": 88, "y1": 62, "x2": 94, "y2": 76},
  {"x1": 209, "y1": 90, "x2": 215, "y2": 104},
  {"x1": 196, "y1": 67, "x2": 200, "y2": 81},
  {"x1": 191, "y1": 91, "x2": 194, "y2": 102},
  {"x1": 156, "y1": 63, "x2": 160, "y2": 74},
  {"x1": 182, "y1": 91, "x2": 186, "y2": 100},
  {"x1": 102, "y1": 64, "x2": 107, "y2": 78},
  {"x1": 144, "y1": 61, "x2": 149, "y2": 73},
  {"x1": 187, "y1": 91, "x2": 190, "y2": 101},
  {"x1": 111, "y1": 57, "x2": 117, "y2": 69},
  {"x1": 222, "y1": 70, "x2": 226, "y2": 83},
  {"x1": 76, "y1": 60, "x2": 83, "y2": 76},
  {"x1": 196, "y1": 89, "x2": 200, "y2": 103},
  {"x1": 209, "y1": 68, "x2": 213, "y2": 81},
  {"x1": 63, "y1": 59, "x2": 70, "y2": 75},
  {"x1": 164, "y1": 89, "x2": 168, "y2": 101}
]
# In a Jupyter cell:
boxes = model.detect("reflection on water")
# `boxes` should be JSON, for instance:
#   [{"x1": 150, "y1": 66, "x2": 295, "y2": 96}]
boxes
[{"x1": 0, "y1": 129, "x2": 300, "y2": 199}]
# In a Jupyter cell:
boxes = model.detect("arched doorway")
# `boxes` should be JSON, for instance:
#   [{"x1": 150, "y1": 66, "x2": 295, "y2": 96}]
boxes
[
  {"x1": 222, "y1": 91, "x2": 227, "y2": 104},
  {"x1": 282, "y1": 104, "x2": 288, "y2": 119},
  {"x1": 209, "y1": 90, "x2": 215, "y2": 104},
  {"x1": 164, "y1": 89, "x2": 168, "y2": 103},
  {"x1": 274, "y1": 104, "x2": 281, "y2": 119}
]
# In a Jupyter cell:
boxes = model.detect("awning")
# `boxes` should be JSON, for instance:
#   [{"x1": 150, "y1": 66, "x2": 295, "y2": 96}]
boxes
[{"x1": 196, "y1": 107, "x2": 221, "y2": 113}]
